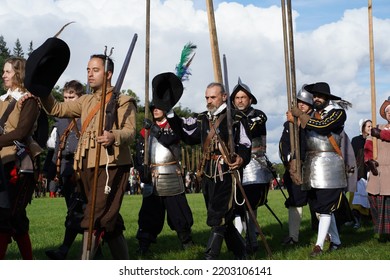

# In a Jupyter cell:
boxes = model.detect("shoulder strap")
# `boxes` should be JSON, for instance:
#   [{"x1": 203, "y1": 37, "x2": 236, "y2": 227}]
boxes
[
  {"x1": 0, "y1": 98, "x2": 17, "y2": 129},
  {"x1": 328, "y1": 134, "x2": 343, "y2": 157},
  {"x1": 202, "y1": 113, "x2": 226, "y2": 152},
  {"x1": 81, "y1": 92, "x2": 112, "y2": 135}
]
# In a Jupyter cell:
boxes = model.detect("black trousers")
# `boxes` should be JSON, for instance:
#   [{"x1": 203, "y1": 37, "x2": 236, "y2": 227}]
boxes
[{"x1": 137, "y1": 193, "x2": 194, "y2": 241}]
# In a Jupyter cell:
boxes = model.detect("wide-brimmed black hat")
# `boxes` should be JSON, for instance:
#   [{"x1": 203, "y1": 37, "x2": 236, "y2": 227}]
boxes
[
  {"x1": 230, "y1": 77, "x2": 257, "y2": 105},
  {"x1": 152, "y1": 72, "x2": 183, "y2": 112},
  {"x1": 304, "y1": 82, "x2": 341, "y2": 100},
  {"x1": 24, "y1": 37, "x2": 70, "y2": 98}
]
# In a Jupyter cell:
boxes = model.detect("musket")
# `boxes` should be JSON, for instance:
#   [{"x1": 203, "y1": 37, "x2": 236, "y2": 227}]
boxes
[
  {"x1": 222, "y1": 55, "x2": 273, "y2": 259},
  {"x1": 86, "y1": 46, "x2": 113, "y2": 260},
  {"x1": 222, "y1": 54, "x2": 235, "y2": 157},
  {"x1": 105, "y1": 33, "x2": 138, "y2": 132},
  {"x1": 113, "y1": 34, "x2": 138, "y2": 94}
]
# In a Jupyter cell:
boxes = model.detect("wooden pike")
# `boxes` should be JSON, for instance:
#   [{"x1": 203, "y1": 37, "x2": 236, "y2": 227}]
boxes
[
  {"x1": 368, "y1": 0, "x2": 377, "y2": 159},
  {"x1": 281, "y1": 0, "x2": 300, "y2": 172}
]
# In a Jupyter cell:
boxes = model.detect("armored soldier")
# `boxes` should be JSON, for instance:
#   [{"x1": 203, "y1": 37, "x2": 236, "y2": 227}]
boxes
[
  {"x1": 135, "y1": 92, "x2": 194, "y2": 255},
  {"x1": 166, "y1": 81, "x2": 251, "y2": 260},
  {"x1": 289, "y1": 82, "x2": 349, "y2": 257},
  {"x1": 230, "y1": 78, "x2": 272, "y2": 254},
  {"x1": 280, "y1": 85, "x2": 317, "y2": 245}
]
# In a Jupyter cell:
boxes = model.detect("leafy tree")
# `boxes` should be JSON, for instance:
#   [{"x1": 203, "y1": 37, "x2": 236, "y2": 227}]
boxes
[{"x1": 13, "y1": 38, "x2": 24, "y2": 58}]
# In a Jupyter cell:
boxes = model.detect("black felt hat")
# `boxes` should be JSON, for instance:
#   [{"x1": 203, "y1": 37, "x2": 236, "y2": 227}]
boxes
[
  {"x1": 24, "y1": 37, "x2": 70, "y2": 97},
  {"x1": 304, "y1": 82, "x2": 341, "y2": 100},
  {"x1": 230, "y1": 77, "x2": 257, "y2": 105},
  {"x1": 152, "y1": 72, "x2": 183, "y2": 112}
]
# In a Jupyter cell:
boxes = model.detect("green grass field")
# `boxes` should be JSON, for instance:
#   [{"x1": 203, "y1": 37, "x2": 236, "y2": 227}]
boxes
[{"x1": 4, "y1": 190, "x2": 390, "y2": 260}]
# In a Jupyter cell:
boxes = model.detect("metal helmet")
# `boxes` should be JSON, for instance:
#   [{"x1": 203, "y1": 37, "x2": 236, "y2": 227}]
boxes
[
  {"x1": 230, "y1": 77, "x2": 257, "y2": 105},
  {"x1": 296, "y1": 84, "x2": 313, "y2": 106}
]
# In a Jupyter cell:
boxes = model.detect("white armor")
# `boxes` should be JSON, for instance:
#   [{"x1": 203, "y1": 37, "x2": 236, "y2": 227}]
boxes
[
  {"x1": 150, "y1": 136, "x2": 184, "y2": 196},
  {"x1": 302, "y1": 130, "x2": 347, "y2": 190}
]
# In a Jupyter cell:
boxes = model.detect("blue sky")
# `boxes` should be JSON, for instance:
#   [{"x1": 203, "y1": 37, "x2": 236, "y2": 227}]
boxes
[{"x1": 1, "y1": 0, "x2": 390, "y2": 162}]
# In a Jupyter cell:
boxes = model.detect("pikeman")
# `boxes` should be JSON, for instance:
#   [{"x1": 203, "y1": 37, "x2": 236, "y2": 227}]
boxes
[
  {"x1": 230, "y1": 78, "x2": 272, "y2": 255},
  {"x1": 21, "y1": 40, "x2": 137, "y2": 259},
  {"x1": 165, "y1": 81, "x2": 251, "y2": 260},
  {"x1": 135, "y1": 73, "x2": 194, "y2": 256},
  {"x1": 287, "y1": 82, "x2": 351, "y2": 257}
]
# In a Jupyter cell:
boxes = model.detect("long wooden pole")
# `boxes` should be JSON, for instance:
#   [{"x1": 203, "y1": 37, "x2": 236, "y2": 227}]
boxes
[
  {"x1": 86, "y1": 47, "x2": 112, "y2": 259},
  {"x1": 280, "y1": 0, "x2": 295, "y2": 157},
  {"x1": 368, "y1": 0, "x2": 377, "y2": 159},
  {"x1": 206, "y1": 0, "x2": 223, "y2": 83},
  {"x1": 144, "y1": 0, "x2": 151, "y2": 167},
  {"x1": 286, "y1": 0, "x2": 301, "y2": 170}
]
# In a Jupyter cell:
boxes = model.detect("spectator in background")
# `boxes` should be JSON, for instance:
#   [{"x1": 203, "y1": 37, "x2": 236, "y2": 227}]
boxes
[
  {"x1": 349, "y1": 119, "x2": 372, "y2": 229},
  {"x1": 364, "y1": 97, "x2": 390, "y2": 242}
]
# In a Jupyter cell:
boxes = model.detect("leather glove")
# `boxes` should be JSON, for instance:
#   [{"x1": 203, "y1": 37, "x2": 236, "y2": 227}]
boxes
[
  {"x1": 144, "y1": 118, "x2": 162, "y2": 138},
  {"x1": 291, "y1": 107, "x2": 304, "y2": 117},
  {"x1": 365, "y1": 159, "x2": 379, "y2": 176},
  {"x1": 143, "y1": 118, "x2": 153, "y2": 129},
  {"x1": 298, "y1": 114, "x2": 311, "y2": 128},
  {"x1": 288, "y1": 159, "x2": 303, "y2": 185},
  {"x1": 371, "y1": 127, "x2": 382, "y2": 139}
]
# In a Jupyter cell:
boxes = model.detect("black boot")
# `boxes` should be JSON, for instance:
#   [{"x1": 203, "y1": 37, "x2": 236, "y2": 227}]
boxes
[
  {"x1": 136, "y1": 229, "x2": 155, "y2": 255},
  {"x1": 177, "y1": 230, "x2": 194, "y2": 250},
  {"x1": 107, "y1": 233, "x2": 129, "y2": 260},
  {"x1": 225, "y1": 224, "x2": 247, "y2": 260},
  {"x1": 204, "y1": 227, "x2": 225, "y2": 260},
  {"x1": 45, "y1": 245, "x2": 68, "y2": 260}
]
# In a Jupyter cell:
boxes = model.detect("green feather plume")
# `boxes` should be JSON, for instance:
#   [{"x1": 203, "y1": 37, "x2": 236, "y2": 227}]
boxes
[{"x1": 175, "y1": 42, "x2": 197, "y2": 81}]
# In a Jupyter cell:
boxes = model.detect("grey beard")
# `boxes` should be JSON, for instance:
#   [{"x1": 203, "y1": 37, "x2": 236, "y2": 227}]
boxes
[{"x1": 207, "y1": 105, "x2": 217, "y2": 115}]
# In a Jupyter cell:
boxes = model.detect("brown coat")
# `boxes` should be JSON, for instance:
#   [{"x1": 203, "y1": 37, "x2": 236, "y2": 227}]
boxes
[
  {"x1": 366, "y1": 124, "x2": 390, "y2": 196},
  {"x1": 0, "y1": 94, "x2": 40, "y2": 164},
  {"x1": 40, "y1": 86, "x2": 136, "y2": 169}
]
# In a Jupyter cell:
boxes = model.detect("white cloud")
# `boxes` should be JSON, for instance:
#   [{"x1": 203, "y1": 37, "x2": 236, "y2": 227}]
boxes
[{"x1": 1, "y1": 0, "x2": 390, "y2": 163}]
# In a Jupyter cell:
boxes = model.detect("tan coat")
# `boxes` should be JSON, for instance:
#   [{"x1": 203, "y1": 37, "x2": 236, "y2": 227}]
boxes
[
  {"x1": 0, "y1": 94, "x2": 39, "y2": 164},
  {"x1": 366, "y1": 124, "x2": 390, "y2": 196},
  {"x1": 40, "y1": 86, "x2": 136, "y2": 169}
]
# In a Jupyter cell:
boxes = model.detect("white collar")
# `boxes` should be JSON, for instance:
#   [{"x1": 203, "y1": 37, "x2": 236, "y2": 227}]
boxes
[
  {"x1": 0, "y1": 88, "x2": 25, "y2": 101},
  {"x1": 207, "y1": 103, "x2": 227, "y2": 118}
]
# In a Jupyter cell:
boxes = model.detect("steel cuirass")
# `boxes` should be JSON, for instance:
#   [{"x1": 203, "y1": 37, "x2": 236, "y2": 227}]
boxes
[
  {"x1": 302, "y1": 130, "x2": 347, "y2": 190},
  {"x1": 242, "y1": 136, "x2": 272, "y2": 185},
  {"x1": 150, "y1": 136, "x2": 184, "y2": 196}
]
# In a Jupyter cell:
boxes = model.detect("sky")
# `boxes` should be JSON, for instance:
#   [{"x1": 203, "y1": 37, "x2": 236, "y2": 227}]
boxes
[{"x1": 1, "y1": 0, "x2": 390, "y2": 163}]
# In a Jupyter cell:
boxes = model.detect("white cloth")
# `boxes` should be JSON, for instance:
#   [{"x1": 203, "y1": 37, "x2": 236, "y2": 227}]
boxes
[
  {"x1": 46, "y1": 127, "x2": 57, "y2": 149},
  {"x1": 0, "y1": 88, "x2": 24, "y2": 101},
  {"x1": 352, "y1": 178, "x2": 370, "y2": 208}
]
